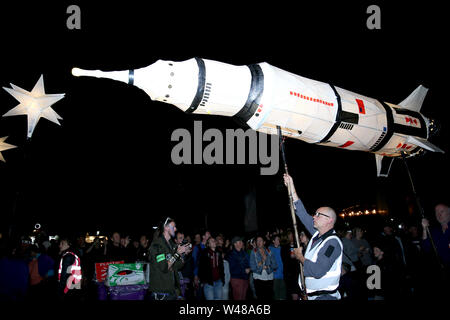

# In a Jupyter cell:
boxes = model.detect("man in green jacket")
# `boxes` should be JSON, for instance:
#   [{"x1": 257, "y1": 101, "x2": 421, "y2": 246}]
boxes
[{"x1": 149, "y1": 217, "x2": 192, "y2": 300}]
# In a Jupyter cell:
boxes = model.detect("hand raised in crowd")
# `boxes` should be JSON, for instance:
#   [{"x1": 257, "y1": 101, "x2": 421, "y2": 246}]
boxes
[
  {"x1": 184, "y1": 244, "x2": 192, "y2": 255},
  {"x1": 283, "y1": 173, "x2": 293, "y2": 188},
  {"x1": 294, "y1": 247, "x2": 305, "y2": 264},
  {"x1": 177, "y1": 243, "x2": 191, "y2": 255},
  {"x1": 421, "y1": 218, "x2": 430, "y2": 240},
  {"x1": 283, "y1": 174, "x2": 299, "y2": 201}
]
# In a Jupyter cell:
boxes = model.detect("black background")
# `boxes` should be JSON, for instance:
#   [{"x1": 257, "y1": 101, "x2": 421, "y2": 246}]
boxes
[{"x1": 0, "y1": 1, "x2": 448, "y2": 240}]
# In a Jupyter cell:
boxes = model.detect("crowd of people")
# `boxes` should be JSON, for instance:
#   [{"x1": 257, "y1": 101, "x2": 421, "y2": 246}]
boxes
[{"x1": 0, "y1": 201, "x2": 448, "y2": 301}]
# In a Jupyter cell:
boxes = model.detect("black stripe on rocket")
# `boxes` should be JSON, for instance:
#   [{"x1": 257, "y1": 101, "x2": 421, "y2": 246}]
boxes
[
  {"x1": 340, "y1": 111, "x2": 359, "y2": 124},
  {"x1": 392, "y1": 108, "x2": 427, "y2": 139},
  {"x1": 370, "y1": 101, "x2": 394, "y2": 152},
  {"x1": 185, "y1": 57, "x2": 206, "y2": 114},
  {"x1": 233, "y1": 64, "x2": 264, "y2": 124},
  {"x1": 338, "y1": 111, "x2": 359, "y2": 130},
  {"x1": 370, "y1": 102, "x2": 428, "y2": 152},
  {"x1": 319, "y1": 84, "x2": 342, "y2": 143},
  {"x1": 128, "y1": 70, "x2": 134, "y2": 85}
]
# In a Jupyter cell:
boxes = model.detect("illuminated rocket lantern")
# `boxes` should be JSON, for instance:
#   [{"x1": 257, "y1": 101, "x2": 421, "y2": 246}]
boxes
[
  {"x1": 72, "y1": 57, "x2": 443, "y2": 176},
  {"x1": 3, "y1": 75, "x2": 64, "y2": 138}
]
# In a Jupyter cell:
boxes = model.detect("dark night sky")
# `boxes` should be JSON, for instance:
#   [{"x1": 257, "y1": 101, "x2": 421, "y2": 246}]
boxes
[{"x1": 0, "y1": 2, "x2": 448, "y2": 239}]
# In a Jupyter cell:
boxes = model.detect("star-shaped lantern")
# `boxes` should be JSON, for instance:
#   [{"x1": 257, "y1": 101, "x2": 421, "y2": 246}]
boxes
[
  {"x1": 0, "y1": 136, "x2": 17, "y2": 162},
  {"x1": 3, "y1": 75, "x2": 65, "y2": 138}
]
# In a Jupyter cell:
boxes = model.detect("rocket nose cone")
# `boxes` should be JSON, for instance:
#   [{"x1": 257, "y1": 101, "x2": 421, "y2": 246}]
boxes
[
  {"x1": 71, "y1": 67, "x2": 83, "y2": 77},
  {"x1": 71, "y1": 67, "x2": 103, "y2": 78},
  {"x1": 70, "y1": 67, "x2": 129, "y2": 84}
]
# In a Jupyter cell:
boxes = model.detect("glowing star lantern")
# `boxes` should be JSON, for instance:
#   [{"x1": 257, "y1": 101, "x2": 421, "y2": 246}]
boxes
[
  {"x1": 3, "y1": 75, "x2": 65, "y2": 138},
  {"x1": 0, "y1": 136, "x2": 17, "y2": 162}
]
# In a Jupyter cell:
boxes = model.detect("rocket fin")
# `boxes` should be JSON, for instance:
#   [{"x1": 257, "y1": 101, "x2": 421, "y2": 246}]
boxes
[
  {"x1": 405, "y1": 136, "x2": 444, "y2": 153},
  {"x1": 375, "y1": 154, "x2": 394, "y2": 177},
  {"x1": 398, "y1": 85, "x2": 428, "y2": 112}
]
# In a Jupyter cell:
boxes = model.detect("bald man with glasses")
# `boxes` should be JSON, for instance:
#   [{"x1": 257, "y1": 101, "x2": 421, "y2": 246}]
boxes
[{"x1": 283, "y1": 174, "x2": 343, "y2": 300}]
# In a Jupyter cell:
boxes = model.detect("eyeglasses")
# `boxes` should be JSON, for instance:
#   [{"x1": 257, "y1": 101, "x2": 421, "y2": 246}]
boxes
[
  {"x1": 314, "y1": 212, "x2": 330, "y2": 218},
  {"x1": 164, "y1": 217, "x2": 172, "y2": 226}
]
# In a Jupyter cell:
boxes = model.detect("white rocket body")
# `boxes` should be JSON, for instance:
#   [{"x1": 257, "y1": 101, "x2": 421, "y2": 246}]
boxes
[{"x1": 72, "y1": 58, "x2": 443, "y2": 176}]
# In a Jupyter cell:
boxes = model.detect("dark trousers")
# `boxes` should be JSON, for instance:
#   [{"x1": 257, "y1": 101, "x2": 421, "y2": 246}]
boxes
[
  {"x1": 254, "y1": 279, "x2": 274, "y2": 300},
  {"x1": 230, "y1": 278, "x2": 248, "y2": 300}
]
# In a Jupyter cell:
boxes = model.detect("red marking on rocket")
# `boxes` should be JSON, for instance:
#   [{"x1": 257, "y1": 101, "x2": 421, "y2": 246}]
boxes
[
  {"x1": 356, "y1": 99, "x2": 366, "y2": 114},
  {"x1": 339, "y1": 141, "x2": 354, "y2": 148}
]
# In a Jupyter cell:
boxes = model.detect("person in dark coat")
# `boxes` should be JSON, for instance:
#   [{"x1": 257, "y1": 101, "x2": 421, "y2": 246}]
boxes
[
  {"x1": 199, "y1": 237, "x2": 225, "y2": 300},
  {"x1": 0, "y1": 241, "x2": 29, "y2": 300},
  {"x1": 226, "y1": 236, "x2": 250, "y2": 300}
]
